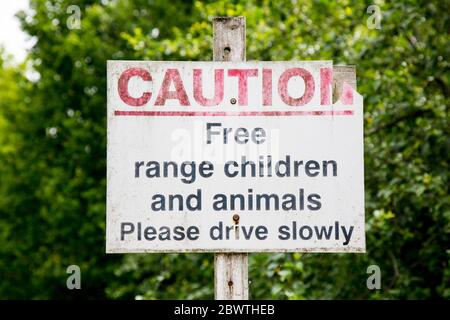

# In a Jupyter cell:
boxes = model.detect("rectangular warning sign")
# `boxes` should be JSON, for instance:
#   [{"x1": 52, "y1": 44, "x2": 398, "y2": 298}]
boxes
[{"x1": 106, "y1": 61, "x2": 364, "y2": 253}]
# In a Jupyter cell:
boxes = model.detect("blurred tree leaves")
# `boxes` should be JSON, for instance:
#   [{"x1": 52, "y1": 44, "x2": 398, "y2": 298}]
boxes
[{"x1": 0, "y1": 0, "x2": 448, "y2": 299}]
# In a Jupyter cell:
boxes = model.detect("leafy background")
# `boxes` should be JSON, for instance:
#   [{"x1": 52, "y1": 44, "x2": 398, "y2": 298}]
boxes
[{"x1": 0, "y1": 0, "x2": 448, "y2": 299}]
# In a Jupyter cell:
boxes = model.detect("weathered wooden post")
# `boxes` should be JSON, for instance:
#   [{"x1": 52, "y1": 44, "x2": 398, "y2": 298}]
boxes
[{"x1": 213, "y1": 16, "x2": 249, "y2": 300}]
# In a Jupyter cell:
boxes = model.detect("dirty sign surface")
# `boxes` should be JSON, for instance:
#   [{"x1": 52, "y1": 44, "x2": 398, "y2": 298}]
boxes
[{"x1": 106, "y1": 61, "x2": 365, "y2": 253}]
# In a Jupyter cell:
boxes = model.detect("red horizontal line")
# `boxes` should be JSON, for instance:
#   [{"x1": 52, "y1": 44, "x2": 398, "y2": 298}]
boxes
[{"x1": 114, "y1": 110, "x2": 354, "y2": 116}]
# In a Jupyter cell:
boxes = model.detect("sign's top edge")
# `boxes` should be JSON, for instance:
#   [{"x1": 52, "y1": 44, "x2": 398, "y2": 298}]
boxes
[{"x1": 106, "y1": 60, "x2": 334, "y2": 63}]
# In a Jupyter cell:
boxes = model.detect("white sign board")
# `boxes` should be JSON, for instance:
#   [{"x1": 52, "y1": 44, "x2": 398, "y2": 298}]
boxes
[{"x1": 106, "y1": 61, "x2": 365, "y2": 253}]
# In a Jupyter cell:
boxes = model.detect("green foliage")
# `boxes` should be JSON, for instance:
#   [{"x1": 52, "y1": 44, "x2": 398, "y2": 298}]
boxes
[{"x1": 0, "y1": 0, "x2": 448, "y2": 299}]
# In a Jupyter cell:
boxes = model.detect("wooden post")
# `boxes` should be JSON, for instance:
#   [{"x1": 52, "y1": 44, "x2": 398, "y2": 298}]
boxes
[{"x1": 213, "y1": 16, "x2": 249, "y2": 300}]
